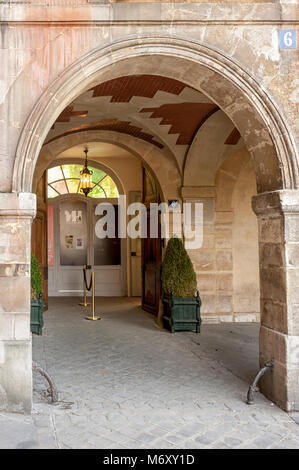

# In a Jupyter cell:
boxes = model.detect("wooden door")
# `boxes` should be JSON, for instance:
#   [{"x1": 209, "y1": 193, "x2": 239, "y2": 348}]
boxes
[
  {"x1": 141, "y1": 168, "x2": 162, "y2": 315},
  {"x1": 32, "y1": 173, "x2": 48, "y2": 309},
  {"x1": 129, "y1": 191, "x2": 142, "y2": 296}
]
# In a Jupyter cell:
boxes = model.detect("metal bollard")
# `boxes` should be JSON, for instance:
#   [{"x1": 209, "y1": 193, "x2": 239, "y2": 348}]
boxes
[
  {"x1": 85, "y1": 271, "x2": 101, "y2": 321},
  {"x1": 79, "y1": 265, "x2": 90, "y2": 307},
  {"x1": 33, "y1": 361, "x2": 58, "y2": 403},
  {"x1": 246, "y1": 360, "x2": 274, "y2": 405}
]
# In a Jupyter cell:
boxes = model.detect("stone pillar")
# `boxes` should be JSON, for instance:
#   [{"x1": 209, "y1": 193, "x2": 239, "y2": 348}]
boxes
[
  {"x1": 0, "y1": 193, "x2": 36, "y2": 413},
  {"x1": 252, "y1": 190, "x2": 299, "y2": 412},
  {"x1": 182, "y1": 187, "x2": 234, "y2": 323}
]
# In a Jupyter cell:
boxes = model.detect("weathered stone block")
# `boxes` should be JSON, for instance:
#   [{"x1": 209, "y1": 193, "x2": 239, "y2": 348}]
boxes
[
  {"x1": 218, "y1": 315, "x2": 233, "y2": 322},
  {"x1": 201, "y1": 315, "x2": 219, "y2": 324},
  {"x1": 216, "y1": 273, "x2": 233, "y2": 292},
  {"x1": 201, "y1": 198, "x2": 214, "y2": 224},
  {"x1": 260, "y1": 267, "x2": 286, "y2": 303},
  {"x1": 196, "y1": 273, "x2": 216, "y2": 293},
  {"x1": 259, "y1": 243, "x2": 285, "y2": 267},
  {"x1": 286, "y1": 244, "x2": 299, "y2": 268},
  {"x1": 284, "y1": 214, "x2": 299, "y2": 243},
  {"x1": 191, "y1": 250, "x2": 215, "y2": 271},
  {"x1": 0, "y1": 340, "x2": 32, "y2": 414},
  {"x1": 234, "y1": 313, "x2": 258, "y2": 322},
  {"x1": 259, "y1": 326, "x2": 299, "y2": 411},
  {"x1": 0, "y1": 314, "x2": 14, "y2": 341},
  {"x1": 181, "y1": 187, "x2": 216, "y2": 199},
  {"x1": 217, "y1": 295, "x2": 233, "y2": 313},
  {"x1": 0, "y1": 220, "x2": 31, "y2": 264},
  {"x1": 199, "y1": 294, "x2": 216, "y2": 314},
  {"x1": 0, "y1": 276, "x2": 30, "y2": 316},
  {"x1": 215, "y1": 229, "x2": 232, "y2": 249},
  {"x1": 214, "y1": 211, "x2": 234, "y2": 226},
  {"x1": 202, "y1": 226, "x2": 215, "y2": 249},
  {"x1": 260, "y1": 299, "x2": 287, "y2": 334},
  {"x1": 286, "y1": 269, "x2": 299, "y2": 304},
  {"x1": 216, "y1": 250, "x2": 233, "y2": 271},
  {"x1": 14, "y1": 314, "x2": 30, "y2": 341},
  {"x1": 234, "y1": 286, "x2": 260, "y2": 313},
  {"x1": 0, "y1": 193, "x2": 36, "y2": 217},
  {"x1": 258, "y1": 217, "x2": 283, "y2": 244},
  {"x1": 289, "y1": 303, "x2": 299, "y2": 337}
]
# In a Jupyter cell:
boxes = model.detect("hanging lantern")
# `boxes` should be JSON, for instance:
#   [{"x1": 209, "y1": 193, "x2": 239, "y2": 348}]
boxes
[{"x1": 80, "y1": 147, "x2": 93, "y2": 197}]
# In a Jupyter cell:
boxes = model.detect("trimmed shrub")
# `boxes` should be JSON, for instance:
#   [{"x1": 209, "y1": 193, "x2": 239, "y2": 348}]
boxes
[
  {"x1": 161, "y1": 236, "x2": 197, "y2": 297},
  {"x1": 31, "y1": 254, "x2": 43, "y2": 299}
]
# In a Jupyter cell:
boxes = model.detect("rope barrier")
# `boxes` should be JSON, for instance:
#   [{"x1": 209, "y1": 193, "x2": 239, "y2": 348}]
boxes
[
  {"x1": 83, "y1": 265, "x2": 93, "y2": 291},
  {"x1": 78, "y1": 265, "x2": 92, "y2": 307},
  {"x1": 79, "y1": 266, "x2": 101, "y2": 320}
]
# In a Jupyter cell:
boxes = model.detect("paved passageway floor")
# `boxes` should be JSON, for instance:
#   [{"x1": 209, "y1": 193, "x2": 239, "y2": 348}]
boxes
[{"x1": 0, "y1": 297, "x2": 298, "y2": 449}]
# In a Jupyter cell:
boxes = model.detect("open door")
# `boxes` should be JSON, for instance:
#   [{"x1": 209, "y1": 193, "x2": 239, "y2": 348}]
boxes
[
  {"x1": 31, "y1": 172, "x2": 48, "y2": 309},
  {"x1": 141, "y1": 168, "x2": 162, "y2": 315},
  {"x1": 129, "y1": 191, "x2": 142, "y2": 297}
]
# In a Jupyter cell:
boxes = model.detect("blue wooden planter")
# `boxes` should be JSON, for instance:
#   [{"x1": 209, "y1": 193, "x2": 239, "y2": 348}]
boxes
[
  {"x1": 163, "y1": 292, "x2": 201, "y2": 333},
  {"x1": 30, "y1": 297, "x2": 44, "y2": 336}
]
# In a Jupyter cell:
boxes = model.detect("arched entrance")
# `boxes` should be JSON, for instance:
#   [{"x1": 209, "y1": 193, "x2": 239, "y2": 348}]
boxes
[
  {"x1": 10, "y1": 36, "x2": 299, "y2": 413},
  {"x1": 13, "y1": 36, "x2": 298, "y2": 193},
  {"x1": 45, "y1": 160, "x2": 126, "y2": 297}
]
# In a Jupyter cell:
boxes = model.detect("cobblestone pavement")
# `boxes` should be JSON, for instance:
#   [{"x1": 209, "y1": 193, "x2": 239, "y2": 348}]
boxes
[{"x1": 1, "y1": 297, "x2": 299, "y2": 449}]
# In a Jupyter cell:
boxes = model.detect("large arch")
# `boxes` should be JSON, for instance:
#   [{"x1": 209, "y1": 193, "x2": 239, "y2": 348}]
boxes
[
  {"x1": 13, "y1": 35, "x2": 298, "y2": 195},
  {"x1": 33, "y1": 130, "x2": 181, "y2": 202},
  {"x1": 8, "y1": 35, "x2": 299, "y2": 413}
]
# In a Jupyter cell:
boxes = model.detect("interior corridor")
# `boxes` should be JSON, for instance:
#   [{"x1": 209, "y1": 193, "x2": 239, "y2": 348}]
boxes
[{"x1": 21, "y1": 297, "x2": 299, "y2": 449}]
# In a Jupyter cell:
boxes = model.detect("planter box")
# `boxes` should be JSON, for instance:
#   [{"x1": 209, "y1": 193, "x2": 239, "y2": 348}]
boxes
[
  {"x1": 162, "y1": 292, "x2": 201, "y2": 333},
  {"x1": 30, "y1": 298, "x2": 44, "y2": 336}
]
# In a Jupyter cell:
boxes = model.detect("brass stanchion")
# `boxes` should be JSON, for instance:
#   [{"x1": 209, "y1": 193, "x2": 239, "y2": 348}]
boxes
[
  {"x1": 85, "y1": 271, "x2": 101, "y2": 321},
  {"x1": 79, "y1": 265, "x2": 90, "y2": 307}
]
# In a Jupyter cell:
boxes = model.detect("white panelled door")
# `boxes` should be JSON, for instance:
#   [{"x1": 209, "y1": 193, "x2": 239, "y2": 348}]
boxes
[{"x1": 48, "y1": 194, "x2": 126, "y2": 297}]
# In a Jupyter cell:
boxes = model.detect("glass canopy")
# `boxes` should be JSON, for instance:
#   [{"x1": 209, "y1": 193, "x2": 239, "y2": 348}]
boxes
[{"x1": 47, "y1": 164, "x2": 119, "y2": 199}]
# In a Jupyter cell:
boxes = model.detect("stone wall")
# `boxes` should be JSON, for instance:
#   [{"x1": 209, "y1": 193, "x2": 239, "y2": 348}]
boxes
[
  {"x1": 0, "y1": 193, "x2": 36, "y2": 413},
  {"x1": 0, "y1": 2, "x2": 297, "y2": 194},
  {"x1": 252, "y1": 191, "x2": 299, "y2": 411},
  {"x1": 186, "y1": 149, "x2": 259, "y2": 324},
  {"x1": 232, "y1": 159, "x2": 260, "y2": 322},
  {"x1": 0, "y1": 1, "x2": 298, "y2": 412}
]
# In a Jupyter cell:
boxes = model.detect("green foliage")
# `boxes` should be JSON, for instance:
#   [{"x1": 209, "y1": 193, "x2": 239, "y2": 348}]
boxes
[
  {"x1": 161, "y1": 237, "x2": 197, "y2": 298},
  {"x1": 31, "y1": 254, "x2": 43, "y2": 299}
]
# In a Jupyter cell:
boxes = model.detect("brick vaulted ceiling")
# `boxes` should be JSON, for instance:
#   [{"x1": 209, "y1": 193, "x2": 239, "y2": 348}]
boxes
[
  {"x1": 90, "y1": 75, "x2": 188, "y2": 102},
  {"x1": 140, "y1": 103, "x2": 218, "y2": 145},
  {"x1": 46, "y1": 75, "x2": 238, "y2": 158},
  {"x1": 49, "y1": 119, "x2": 164, "y2": 149}
]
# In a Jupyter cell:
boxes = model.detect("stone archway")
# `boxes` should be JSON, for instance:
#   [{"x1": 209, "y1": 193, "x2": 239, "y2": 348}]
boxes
[
  {"x1": 33, "y1": 130, "x2": 182, "y2": 203},
  {"x1": 9, "y1": 35, "x2": 299, "y2": 412},
  {"x1": 13, "y1": 36, "x2": 298, "y2": 195},
  {"x1": 35, "y1": 134, "x2": 175, "y2": 304}
]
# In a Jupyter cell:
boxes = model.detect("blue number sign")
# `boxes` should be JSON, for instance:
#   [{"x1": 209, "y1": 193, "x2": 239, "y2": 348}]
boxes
[{"x1": 279, "y1": 30, "x2": 297, "y2": 50}]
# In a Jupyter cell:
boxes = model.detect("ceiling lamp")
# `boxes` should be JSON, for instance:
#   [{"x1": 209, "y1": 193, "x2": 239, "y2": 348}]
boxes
[{"x1": 80, "y1": 147, "x2": 93, "y2": 197}]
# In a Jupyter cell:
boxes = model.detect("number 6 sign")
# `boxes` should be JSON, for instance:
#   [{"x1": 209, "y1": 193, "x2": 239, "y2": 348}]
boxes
[{"x1": 279, "y1": 30, "x2": 297, "y2": 49}]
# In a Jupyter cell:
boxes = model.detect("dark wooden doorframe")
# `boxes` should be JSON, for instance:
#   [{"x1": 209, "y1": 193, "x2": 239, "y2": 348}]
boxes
[
  {"x1": 31, "y1": 172, "x2": 48, "y2": 309},
  {"x1": 141, "y1": 167, "x2": 162, "y2": 316}
]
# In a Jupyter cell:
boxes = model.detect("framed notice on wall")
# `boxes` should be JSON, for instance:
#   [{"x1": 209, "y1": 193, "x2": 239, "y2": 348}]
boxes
[
  {"x1": 76, "y1": 237, "x2": 84, "y2": 249},
  {"x1": 65, "y1": 235, "x2": 74, "y2": 249}
]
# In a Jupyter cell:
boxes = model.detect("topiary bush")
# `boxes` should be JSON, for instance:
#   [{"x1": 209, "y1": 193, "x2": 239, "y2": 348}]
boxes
[
  {"x1": 161, "y1": 236, "x2": 197, "y2": 298},
  {"x1": 31, "y1": 254, "x2": 43, "y2": 300}
]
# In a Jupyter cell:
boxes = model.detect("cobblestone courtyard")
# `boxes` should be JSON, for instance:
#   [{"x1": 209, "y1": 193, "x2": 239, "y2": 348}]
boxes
[{"x1": 0, "y1": 297, "x2": 298, "y2": 449}]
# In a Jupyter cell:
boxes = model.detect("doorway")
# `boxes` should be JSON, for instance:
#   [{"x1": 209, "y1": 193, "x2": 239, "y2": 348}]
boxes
[
  {"x1": 141, "y1": 167, "x2": 162, "y2": 316},
  {"x1": 46, "y1": 162, "x2": 126, "y2": 297}
]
